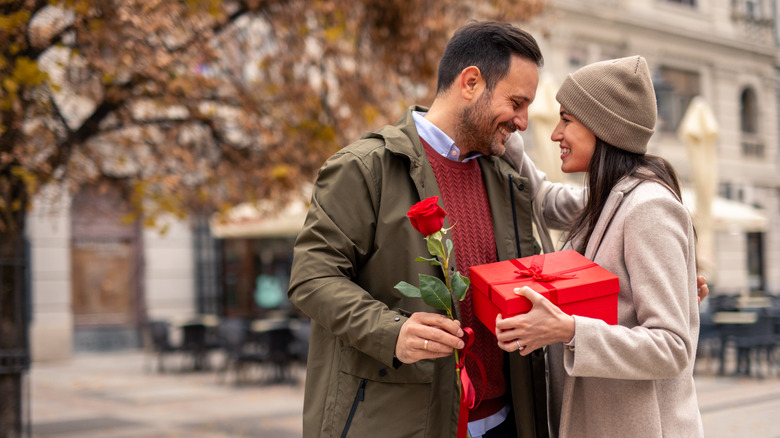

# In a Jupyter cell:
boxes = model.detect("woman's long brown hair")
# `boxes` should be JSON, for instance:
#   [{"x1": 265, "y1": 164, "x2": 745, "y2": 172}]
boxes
[{"x1": 567, "y1": 138, "x2": 686, "y2": 254}]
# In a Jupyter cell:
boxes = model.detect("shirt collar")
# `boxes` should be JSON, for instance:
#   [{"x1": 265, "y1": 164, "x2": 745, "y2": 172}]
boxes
[{"x1": 412, "y1": 111, "x2": 481, "y2": 162}]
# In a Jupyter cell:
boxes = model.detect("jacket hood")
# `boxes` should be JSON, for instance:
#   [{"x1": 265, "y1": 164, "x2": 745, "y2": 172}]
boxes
[{"x1": 363, "y1": 106, "x2": 428, "y2": 164}]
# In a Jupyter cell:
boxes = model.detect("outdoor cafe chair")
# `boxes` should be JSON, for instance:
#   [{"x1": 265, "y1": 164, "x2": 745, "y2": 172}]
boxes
[
  {"x1": 145, "y1": 320, "x2": 182, "y2": 373},
  {"x1": 216, "y1": 317, "x2": 268, "y2": 384},
  {"x1": 180, "y1": 322, "x2": 212, "y2": 371}
]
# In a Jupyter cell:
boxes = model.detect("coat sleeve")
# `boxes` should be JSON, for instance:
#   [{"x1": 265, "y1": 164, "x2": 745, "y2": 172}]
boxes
[
  {"x1": 563, "y1": 193, "x2": 697, "y2": 380},
  {"x1": 503, "y1": 132, "x2": 586, "y2": 253},
  {"x1": 287, "y1": 148, "x2": 406, "y2": 367}
]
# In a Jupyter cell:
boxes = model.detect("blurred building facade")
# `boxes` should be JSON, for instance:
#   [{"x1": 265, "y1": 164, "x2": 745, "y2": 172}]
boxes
[{"x1": 524, "y1": 0, "x2": 779, "y2": 297}]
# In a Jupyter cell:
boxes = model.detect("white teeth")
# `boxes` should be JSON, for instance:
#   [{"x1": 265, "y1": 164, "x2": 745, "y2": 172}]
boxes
[{"x1": 560, "y1": 147, "x2": 571, "y2": 154}]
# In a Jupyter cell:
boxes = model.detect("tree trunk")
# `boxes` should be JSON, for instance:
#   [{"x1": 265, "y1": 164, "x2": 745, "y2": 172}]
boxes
[{"x1": 0, "y1": 174, "x2": 30, "y2": 438}]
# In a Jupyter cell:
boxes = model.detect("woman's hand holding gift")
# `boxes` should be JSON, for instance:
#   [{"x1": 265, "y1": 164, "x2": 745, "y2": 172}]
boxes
[{"x1": 495, "y1": 286, "x2": 576, "y2": 356}]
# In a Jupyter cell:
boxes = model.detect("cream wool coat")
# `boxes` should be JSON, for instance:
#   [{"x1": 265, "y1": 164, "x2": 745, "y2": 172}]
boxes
[
  {"x1": 551, "y1": 176, "x2": 703, "y2": 438},
  {"x1": 504, "y1": 133, "x2": 704, "y2": 437}
]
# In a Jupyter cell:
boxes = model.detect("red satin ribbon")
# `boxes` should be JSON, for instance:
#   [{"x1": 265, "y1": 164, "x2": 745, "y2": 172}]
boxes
[
  {"x1": 456, "y1": 327, "x2": 486, "y2": 438},
  {"x1": 512, "y1": 254, "x2": 577, "y2": 283}
]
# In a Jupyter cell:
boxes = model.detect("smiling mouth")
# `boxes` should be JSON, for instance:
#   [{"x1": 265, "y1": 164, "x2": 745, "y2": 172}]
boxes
[
  {"x1": 560, "y1": 146, "x2": 571, "y2": 157},
  {"x1": 498, "y1": 125, "x2": 513, "y2": 142}
]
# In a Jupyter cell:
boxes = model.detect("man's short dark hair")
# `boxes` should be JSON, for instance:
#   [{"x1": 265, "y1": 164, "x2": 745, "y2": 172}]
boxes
[{"x1": 436, "y1": 21, "x2": 543, "y2": 94}]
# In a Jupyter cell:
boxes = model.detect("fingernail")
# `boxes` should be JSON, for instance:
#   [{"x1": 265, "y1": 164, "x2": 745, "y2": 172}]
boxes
[
  {"x1": 514, "y1": 287, "x2": 521, "y2": 295},
  {"x1": 458, "y1": 329, "x2": 464, "y2": 337},
  {"x1": 457, "y1": 341, "x2": 464, "y2": 349}
]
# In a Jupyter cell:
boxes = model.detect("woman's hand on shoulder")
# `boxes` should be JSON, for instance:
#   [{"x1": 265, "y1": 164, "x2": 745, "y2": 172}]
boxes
[{"x1": 697, "y1": 275, "x2": 709, "y2": 304}]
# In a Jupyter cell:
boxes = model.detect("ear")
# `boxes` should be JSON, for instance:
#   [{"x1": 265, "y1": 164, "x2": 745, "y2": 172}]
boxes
[{"x1": 459, "y1": 66, "x2": 482, "y2": 101}]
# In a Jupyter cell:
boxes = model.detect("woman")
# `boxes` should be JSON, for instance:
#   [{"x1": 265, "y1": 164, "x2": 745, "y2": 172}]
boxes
[{"x1": 495, "y1": 56, "x2": 704, "y2": 437}]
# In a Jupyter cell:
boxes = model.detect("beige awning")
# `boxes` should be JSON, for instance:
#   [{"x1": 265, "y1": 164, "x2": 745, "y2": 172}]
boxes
[
  {"x1": 682, "y1": 189, "x2": 769, "y2": 233},
  {"x1": 209, "y1": 200, "x2": 308, "y2": 238}
]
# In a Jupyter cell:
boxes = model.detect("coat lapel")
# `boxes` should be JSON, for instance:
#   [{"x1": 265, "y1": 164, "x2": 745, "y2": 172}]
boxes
[{"x1": 584, "y1": 176, "x2": 643, "y2": 260}]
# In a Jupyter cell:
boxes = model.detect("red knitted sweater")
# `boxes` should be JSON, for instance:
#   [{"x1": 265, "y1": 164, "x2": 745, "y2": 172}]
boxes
[{"x1": 423, "y1": 141, "x2": 506, "y2": 420}]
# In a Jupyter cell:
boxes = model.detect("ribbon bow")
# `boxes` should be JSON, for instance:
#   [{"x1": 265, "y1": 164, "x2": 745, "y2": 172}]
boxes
[
  {"x1": 456, "y1": 327, "x2": 486, "y2": 438},
  {"x1": 514, "y1": 255, "x2": 576, "y2": 283}
]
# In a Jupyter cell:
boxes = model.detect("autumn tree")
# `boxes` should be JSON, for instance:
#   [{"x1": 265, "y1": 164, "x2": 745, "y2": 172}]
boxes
[{"x1": 0, "y1": 0, "x2": 547, "y2": 434}]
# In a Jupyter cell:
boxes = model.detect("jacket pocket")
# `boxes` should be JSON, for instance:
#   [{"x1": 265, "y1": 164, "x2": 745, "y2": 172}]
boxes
[
  {"x1": 334, "y1": 346, "x2": 437, "y2": 438},
  {"x1": 335, "y1": 372, "x2": 434, "y2": 438},
  {"x1": 340, "y1": 378, "x2": 367, "y2": 438}
]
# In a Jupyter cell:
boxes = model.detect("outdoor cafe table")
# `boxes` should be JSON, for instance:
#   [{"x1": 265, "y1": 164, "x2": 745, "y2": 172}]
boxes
[
  {"x1": 173, "y1": 314, "x2": 220, "y2": 371},
  {"x1": 713, "y1": 311, "x2": 759, "y2": 375},
  {"x1": 251, "y1": 317, "x2": 296, "y2": 381}
]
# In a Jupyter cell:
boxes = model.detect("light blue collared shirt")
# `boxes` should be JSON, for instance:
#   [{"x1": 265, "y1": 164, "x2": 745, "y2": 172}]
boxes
[{"x1": 412, "y1": 111, "x2": 481, "y2": 162}]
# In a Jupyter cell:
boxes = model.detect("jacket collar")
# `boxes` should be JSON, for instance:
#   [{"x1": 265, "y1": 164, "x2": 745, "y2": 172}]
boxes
[{"x1": 377, "y1": 105, "x2": 428, "y2": 164}]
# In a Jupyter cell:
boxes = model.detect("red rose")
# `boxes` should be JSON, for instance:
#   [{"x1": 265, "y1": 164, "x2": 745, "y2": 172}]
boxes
[{"x1": 407, "y1": 196, "x2": 447, "y2": 236}]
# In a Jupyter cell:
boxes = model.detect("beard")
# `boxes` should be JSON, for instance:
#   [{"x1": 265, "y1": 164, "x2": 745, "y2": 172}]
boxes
[{"x1": 454, "y1": 91, "x2": 509, "y2": 157}]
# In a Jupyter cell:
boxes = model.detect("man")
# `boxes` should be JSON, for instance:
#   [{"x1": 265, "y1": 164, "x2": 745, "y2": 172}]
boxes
[{"x1": 288, "y1": 21, "x2": 548, "y2": 438}]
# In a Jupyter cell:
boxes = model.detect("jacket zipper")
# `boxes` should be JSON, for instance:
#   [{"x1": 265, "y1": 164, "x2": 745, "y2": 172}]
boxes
[
  {"x1": 510, "y1": 174, "x2": 543, "y2": 437},
  {"x1": 509, "y1": 174, "x2": 522, "y2": 257},
  {"x1": 340, "y1": 378, "x2": 367, "y2": 438}
]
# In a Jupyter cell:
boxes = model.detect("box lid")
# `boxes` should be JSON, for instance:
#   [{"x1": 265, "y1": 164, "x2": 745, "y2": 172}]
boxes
[{"x1": 470, "y1": 250, "x2": 619, "y2": 309}]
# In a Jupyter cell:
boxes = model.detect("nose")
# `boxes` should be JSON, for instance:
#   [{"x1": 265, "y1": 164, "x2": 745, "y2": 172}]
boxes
[
  {"x1": 551, "y1": 120, "x2": 564, "y2": 142},
  {"x1": 512, "y1": 111, "x2": 528, "y2": 132}
]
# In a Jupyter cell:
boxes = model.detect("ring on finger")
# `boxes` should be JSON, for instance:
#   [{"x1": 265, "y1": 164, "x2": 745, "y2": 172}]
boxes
[
  {"x1": 424, "y1": 339, "x2": 429, "y2": 351},
  {"x1": 516, "y1": 340, "x2": 524, "y2": 352}
]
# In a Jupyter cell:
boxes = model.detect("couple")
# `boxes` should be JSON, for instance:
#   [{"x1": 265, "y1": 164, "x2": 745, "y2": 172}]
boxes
[{"x1": 288, "y1": 21, "x2": 705, "y2": 438}]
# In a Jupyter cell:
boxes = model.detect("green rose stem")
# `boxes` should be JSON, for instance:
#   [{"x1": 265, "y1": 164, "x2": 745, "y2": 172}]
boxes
[
  {"x1": 430, "y1": 234, "x2": 464, "y2": 409},
  {"x1": 396, "y1": 228, "x2": 470, "y2": 437}
]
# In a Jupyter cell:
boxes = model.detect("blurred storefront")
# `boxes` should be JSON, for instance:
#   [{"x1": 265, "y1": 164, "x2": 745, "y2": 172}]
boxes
[
  {"x1": 205, "y1": 200, "x2": 307, "y2": 319},
  {"x1": 27, "y1": 188, "x2": 307, "y2": 361}
]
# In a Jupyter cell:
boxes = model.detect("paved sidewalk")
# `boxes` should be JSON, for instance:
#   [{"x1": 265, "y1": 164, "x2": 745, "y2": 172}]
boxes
[
  {"x1": 30, "y1": 350, "x2": 304, "y2": 437},
  {"x1": 28, "y1": 350, "x2": 780, "y2": 437}
]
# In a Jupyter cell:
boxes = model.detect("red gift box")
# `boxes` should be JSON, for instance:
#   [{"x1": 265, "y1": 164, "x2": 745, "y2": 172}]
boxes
[{"x1": 469, "y1": 250, "x2": 619, "y2": 333}]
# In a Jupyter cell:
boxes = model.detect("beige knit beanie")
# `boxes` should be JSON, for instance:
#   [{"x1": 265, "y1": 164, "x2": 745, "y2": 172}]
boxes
[{"x1": 555, "y1": 55, "x2": 657, "y2": 154}]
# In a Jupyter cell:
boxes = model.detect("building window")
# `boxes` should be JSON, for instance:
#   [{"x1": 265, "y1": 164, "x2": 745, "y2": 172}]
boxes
[
  {"x1": 732, "y1": 0, "x2": 763, "y2": 18},
  {"x1": 193, "y1": 215, "x2": 221, "y2": 316},
  {"x1": 746, "y1": 232, "x2": 765, "y2": 294},
  {"x1": 568, "y1": 46, "x2": 587, "y2": 71},
  {"x1": 740, "y1": 0, "x2": 767, "y2": 20},
  {"x1": 654, "y1": 67, "x2": 701, "y2": 132},
  {"x1": 731, "y1": 0, "x2": 774, "y2": 42},
  {"x1": 740, "y1": 87, "x2": 758, "y2": 133},
  {"x1": 719, "y1": 182, "x2": 733, "y2": 200},
  {"x1": 740, "y1": 86, "x2": 765, "y2": 157}
]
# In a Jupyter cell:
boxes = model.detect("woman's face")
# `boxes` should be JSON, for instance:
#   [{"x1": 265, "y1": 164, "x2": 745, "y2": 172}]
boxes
[{"x1": 551, "y1": 106, "x2": 596, "y2": 173}]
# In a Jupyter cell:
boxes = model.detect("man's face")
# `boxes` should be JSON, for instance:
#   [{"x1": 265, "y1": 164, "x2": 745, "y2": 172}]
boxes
[{"x1": 455, "y1": 55, "x2": 539, "y2": 157}]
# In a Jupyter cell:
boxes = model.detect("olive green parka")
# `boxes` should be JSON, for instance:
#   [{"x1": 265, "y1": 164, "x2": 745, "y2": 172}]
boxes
[{"x1": 288, "y1": 106, "x2": 548, "y2": 438}]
